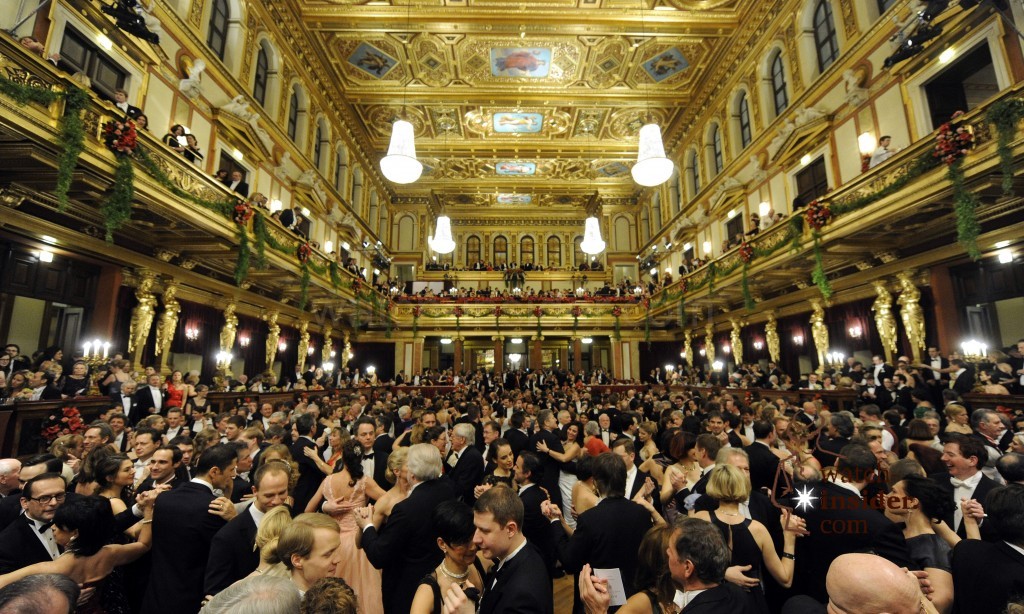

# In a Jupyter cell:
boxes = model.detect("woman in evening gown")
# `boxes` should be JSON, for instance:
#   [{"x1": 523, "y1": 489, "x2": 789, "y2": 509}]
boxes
[{"x1": 305, "y1": 440, "x2": 386, "y2": 614}]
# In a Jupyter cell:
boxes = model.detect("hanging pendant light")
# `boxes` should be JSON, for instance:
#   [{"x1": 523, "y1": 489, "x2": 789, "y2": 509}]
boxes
[
  {"x1": 428, "y1": 215, "x2": 456, "y2": 254},
  {"x1": 380, "y1": 119, "x2": 422, "y2": 184},
  {"x1": 580, "y1": 216, "x2": 606, "y2": 255},
  {"x1": 632, "y1": 122, "x2": 674, "y2": 187}
]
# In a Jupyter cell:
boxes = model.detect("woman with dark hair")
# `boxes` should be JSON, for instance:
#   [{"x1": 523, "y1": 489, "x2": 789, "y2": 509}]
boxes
[
  {"x1": 95, "y1": 454, "x2": 134, "y2": 515},
  {"x1": 1, "y1": 369, "x2": 32, "y2": 403},
  {"x1": 0, "y1": 494, "x2": 154, "y2": 614},
  {"x1": 884, "y1": 474, "x2": 962, "y2": 613},
  {"x1": 902, "y1": 419, "x2": 944, "y2": 473},
  {"x1": 410, "y1": 500, "x2": 483, "y2": 614},
  {"x1": 305, "y1": 439, "x2": 385, "y2": 613},
  {"x1": 162, "y1": 124, "x2": 186, "y2": 153},
  {"x1": 580, "y1": 524, "x2": 678, "y2": 614},
  {"x1": 571, "y1": 453, "x2": 600, "y2": 520},
  {"x1": 537, "y1": 420, "x2": 584, "y2": 528},
  {"x1": 425, "y1": 425, "x2": 448, "y2": 457},
  {"x1": 478, "y1": 438, "x2": 514, "y2": 491}
]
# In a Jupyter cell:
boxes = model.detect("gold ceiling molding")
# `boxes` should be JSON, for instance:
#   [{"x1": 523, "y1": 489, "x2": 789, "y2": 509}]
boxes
[{"x1": 463, "y1": 107, "x2": 573, "y2": 138}]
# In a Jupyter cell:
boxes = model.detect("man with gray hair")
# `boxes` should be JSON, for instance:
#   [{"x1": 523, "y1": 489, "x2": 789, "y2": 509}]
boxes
[
  {"x1": 355, "y1": 443, "x2": 454, "y2": 614},
  {"x1": 0, "y1": 573, "x2": 80, "y2": 614},
  {"x1": 0, "y1": 459, "x2": 21, "y2": 499},
  {"x1": 200, "y1": 575, "x2": 299, "y2": 614},
  {"x1": 446, "y1": 422, "x2": 484, "y2": 502},
  {"x1": 971, "y1": 408, "x2": 1009, "y2": 483}
]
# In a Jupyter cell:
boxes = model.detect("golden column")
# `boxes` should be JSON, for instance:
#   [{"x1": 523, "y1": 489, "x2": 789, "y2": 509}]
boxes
[
  {"x1": 682, "y1": 328, "x2": 693, "y2": 367},
  {"x1": 571, "y1": 337, "x2": 583, "y2": 373},
  {"x1": 454, "y1": 337, "x2": 465, "y2": 373},
  {"x1": 810, "y1": 299, "x2": 830, "y2": 374},
  {"x1": 220, "y1": 303, "x2": 238, "y2": 354},
  {"x1": 896, "y1": 271, "x2": 926, "y2": 364},
  {"x1": 321, "y1": 322, "x2": 334, "y2": 366},
  {"x1": 263, "y1": 310, "x2": 281, "y2": 375},
  {"x1": 765, "y1": 311, "x2": 781, "y2": 364},
  {"x1": 492, "y1": 335, "x2": 505, "y2": 373},
  {"x1": 128, "y1": 270, "x2": 158, "y2": 372},
  {"x1": 872, "y1": 279, "x2": 898, "y2": 365},
  {"x1": 154, "y1": 279, "x2": 181, "y2": 375},
  {"x1": 296, "y1": 320, "x2": 310, "y2": 372},
  {"x1": 729, "y1": 318, "x2": 744, "y2": 366},
  {"x1": 342, "y1": 334, "x2": 353, "y2": 371},
  {"x1": 704, "y1": 323, "x2": 715, "y2": 366}
]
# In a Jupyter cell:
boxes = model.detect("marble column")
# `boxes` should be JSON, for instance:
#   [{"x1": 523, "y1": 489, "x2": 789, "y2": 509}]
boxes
[
  {"x1": 492, "y1": 336, "x2": 504, "y2": 373},
  {"x1": 530, "y1": 336, "x2": 544, "y2": 370},
  {"x1": 454, "y1": 337, "x2": 465, "y2": 374}
]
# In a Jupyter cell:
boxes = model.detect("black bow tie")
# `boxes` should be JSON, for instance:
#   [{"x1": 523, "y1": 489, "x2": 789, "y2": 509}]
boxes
[
  {"x1": 36, "y1": 521, "x2": 53, "y2": 533},
  {"x1": 363, "y1": 453, "x2": 374, "y2": 460}
]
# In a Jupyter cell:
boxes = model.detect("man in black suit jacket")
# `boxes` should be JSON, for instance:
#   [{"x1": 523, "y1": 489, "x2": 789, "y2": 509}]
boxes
[
  {"x1": 950, "y1": 483, "x2": 1024, "y2": 614},
  {"x1": 226, "y1": 170, "x2": 249, "y2": 197},
  {"x1": 109, "y1": 380, "x2": 142, "y2": 426},
  {"x1": 0, "y1": 473, "x2": 65, "y2": 573},
  {"x1": 204, "y1": 462, "x2": 290, "y2": 595},
  {"x1": 530, "y1": 411, "x2": 563, "y2": 507},
  {"x1": 142, "y1": 444, "x2": 237, "y2": 614},
  {"x1": 812, "y1": 414, "x2": 853, "y2": 468},
  {"x1": 745, "y1": 420, "x2": 782, "y2": 495},
  {"x1": 929, "y1": 434, "x2": 999, "y2": 539},
  {"x1": 950, "y1": 359, "x2": 974, "y2": 395},
  {"x1": 471, "y1": 485, "x2": 553, "y2": 614},
  {"x1": 791, "y1": 444, "x2": 912, "y2": 603},
  {"x1": 134, "y1": 374, "x2": 167, "y2": 417},
  {"x1": 512, "y1": 452, "x2": 558, "y2": 578},
  {"x1": 372, "y1": 415, "x2": 395, "y2": 489},
  {"x1": 547, "y1": 453, "x2": 652, "y2": 597},
  {"x1": 357, "y1": 444, "x2": 454, "y2": 614},
  {"x1": 289, "y1": 414, "x2": 320, "y2": 513},
  {"x1": 869, "y1": 355, "x2": 896, "y2": 388},
  {"x1": 446, "y1": 423, "x2": 485, "y2": 503},
  {"x1": 504, "y1": 412, "x2": 531, "y2": 460}
]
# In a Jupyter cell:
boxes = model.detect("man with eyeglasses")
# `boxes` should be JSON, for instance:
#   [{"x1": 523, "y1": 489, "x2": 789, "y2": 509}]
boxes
[
  {"x1": 0, "y1": 455, "x2": 62, "y2": 532},
  {"x1": 0, "y1": 472, "x2": 67, "y2": 573}
]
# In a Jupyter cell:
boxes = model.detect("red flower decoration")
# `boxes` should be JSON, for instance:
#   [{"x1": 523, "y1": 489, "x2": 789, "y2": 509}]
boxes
[
  {"x1": 40, "y1": 407, "x2": 86, "y2": 443},
  {"x1": 933, "y1": 111, "x2": 974, "y2": 166},
  {"x1": 804, "y1": 200, "x2": 832, "y2": 232},
  {"x1": 612, "y1": 306, "x2": 623, "y2": 318},
  {"x1": 533, "y1": 306, "x2": 543, "y2": 319},
  {"x1": 297, "y1": 242, "x2": 312, "y2": 263},
  {"x1": 571, "y1": 305, "x2": 582, "y2": 318},
  {"x1": 680, "y1": 278, "x2": 689, "y2": 293},
  {"x1": 453, "y1": 306, "x2": 465, "y2": 318},
  {"x1": 738, "y1": 242, "x2": 754, "y2": 264},
  {"x1": 412, "y1": 306, "x2": 422, "y2": 318},
  {"x1": 233, "y1": 201, "x2": 254, "y2": 225},
  {"x1": 103, "y1": 119, "x2": 138, "y2": 156},
  {"x1": 493, "y1": 306, "x2": 503, "y2": 318}
]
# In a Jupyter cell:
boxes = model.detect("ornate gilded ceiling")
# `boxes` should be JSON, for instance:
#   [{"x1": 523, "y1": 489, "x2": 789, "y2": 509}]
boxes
[{"x1": 291, "y1": 0, "x2": 754, "y2": 209}]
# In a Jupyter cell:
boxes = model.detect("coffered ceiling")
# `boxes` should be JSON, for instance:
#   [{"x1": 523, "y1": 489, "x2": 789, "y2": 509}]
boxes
[{"x1": 289, "y1": 0, "x2": 763, "y2": 211}]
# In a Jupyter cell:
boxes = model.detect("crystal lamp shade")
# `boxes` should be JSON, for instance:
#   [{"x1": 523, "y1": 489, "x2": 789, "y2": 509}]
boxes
[
  {"x1": 631, "y1": 123, "x2": 675, "y2": 187},
  {"x1": 380, "y1": 119, "x2": 423, "y2": 184},
  {"x1": 580, "y1": 216, "x2": 606, "y2": 255},
  {"x1": 428, "y1": 215, "x2": 456, "y2": 254}
]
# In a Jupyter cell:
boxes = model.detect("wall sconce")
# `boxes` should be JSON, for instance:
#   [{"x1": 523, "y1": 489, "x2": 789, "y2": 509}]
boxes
[
  {"x1": 702, "y1": 241, "x2": 712, "y2": 255},
  {"x1": 330, "y1": 349, "x2": 337, "y2": 357},
  {"x1": 722, "y1": 344, "x2": 731, "y2": 354},
  {"x1": 858, "y1": 132, "x2": 877, "y2": 172},
  {"x1": 699, "y1": 348, "x2": 706, "y2": 356},
  {"x1": 712, "y1": 360, "x2": 724, "y2": 371},
  {"x1": 793, "y1": 334, "x2": 804, "y2": 346},
  {"x1": 239, "y1": 334, "x2": 251, "y2": 347},
  {"x1": 753, "y1": 340, "x2": 764, "y2": 350},
  {"x1": 307, "y1": 345, "x2": 315, "y2": 356},
  {"x1": 848, "y1": 325, "x2": 862, "y2": 338},
  {"x1": 185, "y1": 326, "x2": 199, "y2": 341},
  {"x1": 278, "y1": 341, "x2": 288, "y2": 352}
]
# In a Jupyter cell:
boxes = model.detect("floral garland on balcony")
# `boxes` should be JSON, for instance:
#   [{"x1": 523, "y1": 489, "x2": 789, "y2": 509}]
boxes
[
  {"x1": 40, "y1": 406, "x2": 86, "y2": 443},
  {"x1": 612, "y1": 306, "x2": 623, "y2": 340},
  {"x1": 803, "y1": 200, "x2": 833, "y2": 299},
  {"x1": 454, "y1": 306, "x2": 465, "y2": 335},
  {"x1": 738, "y1": 242, "x2": 755, "y2": 311},
  {"x1": 412, "y1": 305, "x2": 421, "y2": 337},
  {"x1": 533, "y1": 306, "x2": 543, "y2": 338},
  {"x1": 985, "y1": 98, "x2": 1024, "y2": 196},
  {"x1": 934, "y1": 111, "x2": 980, "y2": 260},
  {"x1": 0, "y1": 77, "x2": 87, "y2": 211},
  {"x1": 101, "y1": 118, "x2": 138, "y2": 242},
  {"x1": 494, "y1": 305, "x2": 503, "y2": 334},
  {"x1": 571, "y1": 305, "x2": 582, "y2": 336}
]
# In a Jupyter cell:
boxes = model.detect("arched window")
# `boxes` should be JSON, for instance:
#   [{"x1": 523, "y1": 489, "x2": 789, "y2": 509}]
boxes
[
  {"x1": 670, "y1": 170, "x2": 682, "y2": 214},
  {"x1": 206, "y1": 0, "x2": 229, "y2": 60},
  {"x1": 334, "y1": 145, "x2": 347, "y2": 193},
  {"x1": 313, "y1": 123, "x2": 324, "y2": 169},
  {"x1": 687, "y1": 148, "x2": 701, "y2": 196},
  {"x1": 737, "y1": 93, "x2": 752, "y2": 148},
  {"x1": 547, "y1": 236, "x2": 561, "y2": 267},
  {"x1": 287, "y1": 86, "x2": 300, "y2": 142},
  {"x1": 770, "y1": 51, "x2": 789, "y2": 116},
  {"x1": 640, "y1": 208, "x2": 650, "y2": 244},
  {"x1": 710, "y1": 125, "x2": 724, "y2": 175},
  {"x1": 493, "y1": 236, "x2": 508, "y2": 265},
  {"x1": 813, "y1": 0, "x2": 840, "y2": 72},
  {"x1": 520, "y1": 236, "x2": 535, "y2": 265},
  {"x1": 573, "y1": 236, "x2": 586, "y2": 268},
  {"x1": 466, "y1": 235, "x2": 481, "y2": 266},
  {"x1": 253, "y1": 45, "x2": 269, "y2": 106}
]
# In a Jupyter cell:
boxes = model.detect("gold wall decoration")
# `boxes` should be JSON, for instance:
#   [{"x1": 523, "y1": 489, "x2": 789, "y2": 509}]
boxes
[
  {"x1": 704, "y1": 322, "x2": 715, "y2": 365},
  {"x1": 297, "y1": 320, "x2": 310, "y2": 372},
  {"x1": 765, "y1": 311, "x2": 780, "y2": 364},
  {"x1": 154, "y1": 279, "x2": 181, "y2": 375},
  {"x1": 220, "y1": 303, "x2": 238, "y2": 353},
  {"x1": 730, "y1": 318, "x2": 744, "y2": 366},
  {"x1": 188, "y1": 0, "x2": 203, "y2": 27},
  {"x1": 809, "y1": 299, "x2": 829, "y2": 374},
  {"x1": 872, "y1": 279, "x2": 897, "y2": 365},
  {"x1": 264, "y1": 309, "x2": 281, "y2": 372},
  {"x1": 682, "y1": 328, "x2": 693, "y2": 367},
  {"x1": 896, "y1": 271, "x2": 926, "y2": 364},
  {"x1": 128, "y1": 271, "x2": 158, "y2": 369}
]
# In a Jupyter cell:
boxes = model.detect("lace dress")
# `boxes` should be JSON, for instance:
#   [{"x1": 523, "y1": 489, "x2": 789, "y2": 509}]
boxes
[{"x1": 323, "y1": 475, "x2": 384, "y2": 614}]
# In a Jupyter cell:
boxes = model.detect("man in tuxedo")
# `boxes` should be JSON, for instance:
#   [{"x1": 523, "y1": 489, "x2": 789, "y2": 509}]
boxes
[
  {"x1": 27, "y1": 369, "x2": 61, "y2": 401},
  {"x1": 131, "y1": 428, "x2": 161, "y2": 487},
  {"x1": 204, "y1": 462, "x2": 290, "y2": 595},
  {"x1": 530, "y1": 411, "x2": 563, "y2": 508},
  {"x1": 671, "y1": 434, "x2": 722, "y2": 512},
  {"x1": 745, "y1": 420, "x2": 782, "y2": 494},
  {"x1": 372, "y1": 414, "x2": 394, "y2": 487},
  {"x1": 930, "y1": 434, "x2": 998, "y2": 538},
  {"x1": 504, "y1": 412, "x2": 531, "y2": 460},
  {"x1": 610, "y1": 438, "x2": 652, "y2": 501},
  {"x1": 110, "y1": 380, "x2": 141, "y2": 426},
  {"x1": 289, "y1": 413, "x2": 320, "y2": 513},
  {"x1": 163, "y1": 408, "x2": 189, "y2": 442},
  {"x1": 512, "y1": 451, "x2": 559, "y2": 579},
  {"x1": 707, "y1": 412, "x2": 743, "y2": 449},
  {"x1": 813, "y1": 413, "x2": 853, "y2": 468},
  {"x1": 870, "y1": 354, "x2": 895, "y2": 388},
  {"x1": 0, "y1": 473, "x2": 66, "y2": 573},
  {"x1": 142, "y1": 444, "x2": 238, "y2": 614},
  {"x1": 357, "y1": 444, "x2": 454, "y2": 614},
  {"x1": 226, "y1": 170, "x2": 249, "y2": 197},
  {"x1": 950, "y1": 483, "x2": 1024, "y2": 614},
  {"x1": 135, "y1": 446, "x2": 183, "y2": 493},
  {"x1": 480, "y1": 420, "x2": 501, "y2": 469},
  {"x1": 791, "y1": 443, "x2": 912, "y2": 603},
  {"x1": 446, "y1": 423, "x2": 485, "y2": 503},
  {"x1": 471, "y1": 485, "x2": 553, "y2": 614},
  {"x1": 112, "y1": 88, "x2": 142, "y2": 119},
  {"x1": 134, "y1": 373, "x2": 166, "y2": 417},
  {"x1": 546, "y1": 452, "x2": 652, "y2": 597}
]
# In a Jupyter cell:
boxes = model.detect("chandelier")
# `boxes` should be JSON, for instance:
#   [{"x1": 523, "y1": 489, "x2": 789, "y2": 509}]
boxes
[
  {"x1": 428, "y1": 215, "x2": 456, "y2": 254},
  {"x1": 380, "y1": 119, "x2": 422, "y2": 184}
]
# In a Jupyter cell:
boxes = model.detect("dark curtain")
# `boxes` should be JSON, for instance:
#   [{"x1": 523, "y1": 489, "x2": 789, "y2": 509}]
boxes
[
  {"x1": 742, "y1": 322, "x2": 767, "y2": 365},
  {"x1": 111, "y1": 285, "x2": 136, "y2": 360},
  {"x1": 307, "y1": 331, "x2": 324, "y2": 370},
  {"x1": 778, "y1": 313, "x2": 811, "y2": 377},
  {"x1": 638, "y1": 341, "x2": 681, "y2": 376},
  {"x1": 824, "y1": 297, "x2": 881, "y2": 360},
  {"x1": 277, "y1": 326, "x2": 298, "y2": 380},
  {"x1": 348, "y1": 342, "x2": 395, "y2": 381},
  {"x1": 169, "y1": 299, "x2": 221, "y2": 383},
  {"x1": 235, "y1": 312, "x2": 267, "y2": 376}
]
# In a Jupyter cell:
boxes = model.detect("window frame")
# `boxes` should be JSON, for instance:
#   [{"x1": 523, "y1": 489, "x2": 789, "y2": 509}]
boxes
[
  {"x1": 206, "y1": 0, "x2": 230, "y2": 61},
  {"x1": 58, "y1": 26, "x2": 127, "y2": 99},
  {"x1": 287, "y1": 87, "x2": 299, "y2": 142},
  {"x1": 813, "y1": 0, "x2": 840, "y2": 73},
  {"x1": 771, "y1": 51, "x2": 789, "y2": 116},
  {"x1": 493, "y1": 236, "x2": 508, "y2": 266},
  {"x1": 738, "y1": 93, "x2": 752, "y2": 148},
  {"x1": 520, "y1": 236, "x2": 535, "y2": 265},
  {"x1": 546, "y1": 236, "x2": 562, "y2": 268},
  {"x1": 253, "y1": 45, "x2": 269, "y2": 106},
  {"x1": 313, "y1": 123, "x2": 324, "y2": 169},
  {"x1": 711, "y1": 125, "x2": 724, "y2": 175},
  {"x1": 466, "y1": 235, "x2": 482, "y2": 266}
]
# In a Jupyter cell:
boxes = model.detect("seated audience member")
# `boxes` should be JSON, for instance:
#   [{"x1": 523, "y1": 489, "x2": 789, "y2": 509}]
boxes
[
  {"x1": 226, "y1": 170, "x2": 249, "y2": 197},
  {"x1": 201, "y1": 575, "x2": 300, "y2": 614}
]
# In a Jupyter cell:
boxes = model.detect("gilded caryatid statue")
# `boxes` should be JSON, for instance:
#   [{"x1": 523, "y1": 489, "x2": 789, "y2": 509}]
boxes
[
  {"x1": 872, "y1": 279, "x2": 898, "y2": 365},
  {"x1": 810, "y1": 299, "x2": 830, "y2": 374},
  {"x1": 896, "y1": 271, "x2": 926, "y2": 364},
  {"x1": 765, "y1": 311, "x2": 781, "y2": 364},
  {"x1": 321, "y1": 322, "x2": 333, "y2": 366},
  {"x1": 704, "y1": 323, "x2": 715, "y2": 366},
  {"x1": 730, "y1": 318, "x2": 744, "y2": 366},
  {"x1": 264, "y1": 310, "x2": 281, "y2": 371},
  {"x1": 128, "y1": 272, "x2": 158, "y2": 368},
  {"x1": 220, "y1": 303, "x2": 238, "y2": 353},
  {"x1": 154, "y1": 281, "x2": 181, "y2": 373},
  {"x1": 341, "y1": 334, "x2": 352, "y2": 370},
  {"x1": 682, "y1": 329, "x2": 693, "y2": 367},
  {"x1": 296, "y1": 320, "x2": 310, "y2": 372}
]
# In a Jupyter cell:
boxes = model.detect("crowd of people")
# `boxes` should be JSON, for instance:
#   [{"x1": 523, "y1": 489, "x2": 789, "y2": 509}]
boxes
[
  {"x1": 424, "y1": 260, "x2": 606, "y2": 273},
  {"x1": 1, "y1": 341, "x2": 1023, "y2": 614},
  {"x1": 394, "y1": 280, "x2": 649, "y2": 303}
]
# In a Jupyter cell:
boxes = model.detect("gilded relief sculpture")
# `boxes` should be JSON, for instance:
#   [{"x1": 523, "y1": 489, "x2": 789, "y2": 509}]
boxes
[
  {"x1": 128, "y1": 272, "x2": 158, "y2": 370},
  {"x1": 704, "y1": 323, "x2": 715, "y2": 366},
  {"x1": 765, "y1": 311, "x2": 781, "y2": 364},
  {"x1": 220, "y1": 303, "x2": 238, "y2": 353},
  {"x1": 154, "y1": 280, "x2": 180, "y2": 374},
  {"x1": 297, "y1": 320, "x2": 310, "y2": 372},
  {"x1": 872, "y1": 279, "x2": 898, "y2": 365},
  {"x1": 810, "y1": 299, "x2": 830, "y2": 374},
  {"x1": 682, "y1": 328, "x2": 693, "y2": 368},
  {"x1": 730, "y1": 318, "x2": 744, "y2": 366},
  {"x1": 321, "y1": 322, "x2": 333, "y2": 366},
  {"x1": 264, "y1": 310, "x2": 281, "y2": 372},
  {"x1": 896, "y1": 271, "x2": 926, "y2": 364}
]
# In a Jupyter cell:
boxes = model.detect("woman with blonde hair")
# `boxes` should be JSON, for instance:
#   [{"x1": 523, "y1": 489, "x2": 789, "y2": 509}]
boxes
[
  {"x1": 50, "y1": 434, "x2": 84, "y2": 479},
  {"x1": 370, "y1": 447, "x2": 409, "y2": 528},
  {"x1": 246, "y1": 505, "x2": 293, "y2": 579},
  {"x1": 943, "y1": 404, "x2": 972, "y2": 435},
  {"x1": 636, "y1": 421, "x2": 660, "y2": 462}
]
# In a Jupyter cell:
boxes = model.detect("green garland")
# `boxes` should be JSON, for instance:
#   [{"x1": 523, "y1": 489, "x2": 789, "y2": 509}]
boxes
[
  {"x1": 811, "y1": 233, "x2": 832, "y2": 299},
  {"x1": 0, "y1": 78, "x2": 87, "y2": 212},
  {"x1": 787, "y1": 215, "x2": 804, "y2": 251},
  {"x1": 299, "y1": 262, "x2": 311, "y2": 311},
  {"x1": 613, "y1": 315, "x2": 621, "y2": 340},
  {"x1": 251, "y1": 214, "x2": 270, "y2": 269},
  {"x1": 234, "y1": 224, "x2": 250, "y2": 286},
  {"x1": 329, "y1": 260, "x2": 342, "y2": 289},
  {"x1": 985, "y1": 97, "x2": 1024, "y2": 196},
  {"x1": 101, "y1": 155, "x2": 134, "y2": 241},
  {"x1": 741, "y1": 262, "x2": 754, "y2": 311},
  {"x1": 678, "y1": 299, "x2": 686, "y2": 329},
  {"x1": 948, "y1": 159, "x2": 982, "y2": 260}
]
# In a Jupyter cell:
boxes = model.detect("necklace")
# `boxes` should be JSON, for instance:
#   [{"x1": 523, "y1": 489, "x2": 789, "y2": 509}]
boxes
[{"x1": 439, "y1": 560, "x2": 469, "y2": 580}]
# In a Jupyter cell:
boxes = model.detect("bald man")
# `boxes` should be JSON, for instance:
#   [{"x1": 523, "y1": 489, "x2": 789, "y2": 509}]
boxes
[{"x1": 825, "y1": 553, "x2": 937, "y2": 614}]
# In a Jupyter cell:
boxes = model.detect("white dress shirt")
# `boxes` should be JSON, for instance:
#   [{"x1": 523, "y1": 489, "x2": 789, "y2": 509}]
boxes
[
  {"x1": 149, "y1": 386, "x2": 162, "y2": 411},
  {"x1": 951, "y1": 471, "x2": 983, "y2": 530},
  {"x1": 624, "y1": 465, "x2": 637, "y2": 499},
  {"x1": 25, "y1": 514, "x2": 60, "y2": 559}
]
